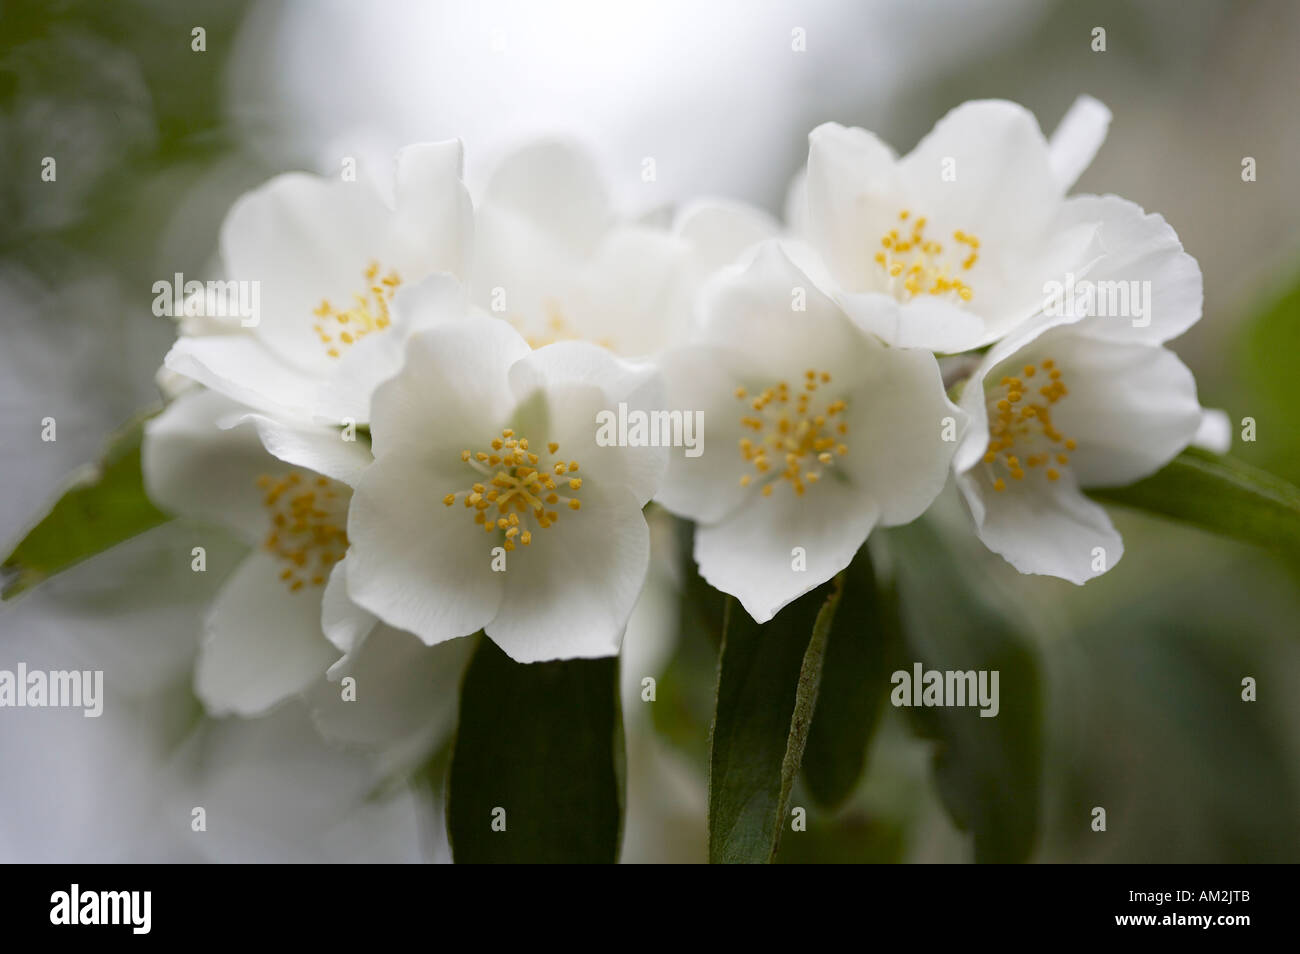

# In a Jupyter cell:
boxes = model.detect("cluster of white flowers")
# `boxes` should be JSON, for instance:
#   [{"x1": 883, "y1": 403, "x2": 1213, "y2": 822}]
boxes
[{"x1": 143, "y1": 97, "x2": 1208, "y2": 718}]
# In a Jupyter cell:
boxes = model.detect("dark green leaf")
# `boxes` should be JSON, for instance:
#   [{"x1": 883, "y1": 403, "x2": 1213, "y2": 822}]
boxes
[
  {"x1": 1090, "y1": 447, "x2": 1300, "y2": 559},
  {"x1": 2, "y1": 411, "x2": 170, "y2": 600},
  {"x1": 887, "y1": 519, "x2": 1043, "y2": 863},
  {"x1": 708, "y1": 578, "x2": 841, "y2": 864},
  {"x1": 447, "y1": 636, "x2": 623, "y2": 863},
  {"x1": 801, "y1": 546, "x2": 897, "y2": 810},
  {"x1": 650, "y1": 516, "x2": 729, "y2": 767}
]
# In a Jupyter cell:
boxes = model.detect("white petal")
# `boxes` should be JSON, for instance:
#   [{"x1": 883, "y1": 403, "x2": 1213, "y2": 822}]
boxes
[
  {"x1": 958, "y1": 469, "x2": 1122, "y2": 584},
  {"x1": 368, "y1": 318, "x2": 530, "y2": 460},
  {"x1": 653, "y1": 345, "x2": 752, "y2": 524},
  {"x1": 954, "y1": 308, "x2": 1091, "y2": 476},
  {"x1": 309, "y1": 625, "x2": 473, "y2": 753},
  {"x1": 164, "y1": 334, "x2": 322, "y2": 422},
  {"x1": 784, "y1": 166, "x2": 809, "y2": 238},
  {"x1": 1048, "y1": 95, "x2": 1111, "y2": 192},
  {"x1": 390, "y1": 140, "x2": 474, "y2": 281},
  {"x1": 839, "y1": 291, "x2": 983, "y2": 354},
  {"x1": 806, "y1": 121, "x2": 900, "y2": 293},
  {"x1": 479, "y1": 138, "x2": 612, "y2": 257},
  {"x1": 507, "y1": 340, "x2": 666, "y2": 505},
  {"x1": 1193, "y1": 408, "x2": 1232, "y2": 454},
  {"x1": 843, "y1": 345, "x2": 964, "y2": 525},
  {"x1": 142, "y1": 388, "x2": 276, "y2": 544},
  {"x1": 316, "y1": 272, "x2": 471, "y2": 424},
  {"x1": 899, "y1": 100, "x2": 1061, "y2": 249},
  {"x1": 696, "y1": 241, "x2": 877, "y2": 385},
  {"x1": 321, "y1": 559, "x2": 377, "y2": 657},
  {"x1": 195, "y1": 552, "x2": 340, "y2": 716},
  {"x1": 345, "y1": 450, "x2": 505, "y2": 647},
  {"x1": 219, "y1": 172, "x2": 392, "y2": 372},
  {"x1": 571, "y1": 225, "x2": 695, "y2": 357},
  {"x1": 1032, "y1": 333, "x2": 1201, "y2": 487},
  {"x1": 226, "y1": 412, "x2": 372, "y2": 488},
  {"x1": 487, "y1": 483, "x2": 649, "y2": 662},
  {"x1": 674, "y1": 198, "x2": 781, "y2": 275},
  {"x1": 695, "y1": 476, "x2": 879, "y2": 623},
  {"x1": 1053, "y1": 194, "x2": 1202, "y2": 345}
]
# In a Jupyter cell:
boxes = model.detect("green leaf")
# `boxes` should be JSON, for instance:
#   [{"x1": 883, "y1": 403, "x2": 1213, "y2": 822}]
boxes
[
  {"x1": 1240, "y1": 267, "x2": 1300, "y2": 483},
  {"x1": 447, "y1": 636, "x2": 624, "y2": 863},
  {"x1": 801, "y1": 546, "x2": 897, "y2": 810},
  {"x1": 2, "y1": 411, "x2": 170, "y2": 600},
  {"x1": 1090, "y1": 447, "x2": 1300, "y2": 559},
  {"x1": 887, "y1": 519, "x2": 1043, "y2": 863},
  {"x1": 708, "y1": 578, "x2": 841, "y2": 864}
]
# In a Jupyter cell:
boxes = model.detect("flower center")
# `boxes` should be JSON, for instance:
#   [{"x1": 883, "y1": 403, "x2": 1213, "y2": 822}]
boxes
[
  {"x1": 873, "y1": 209, "x2": 979, "y2": 303},
  {"x1": 257, "y1": 471, "x2": 349, "y2": 591},
  {"x1": 443, "y1": 429, "x2": 583, "y2": 551},
  {"x1": 982, "y1": 358, "x2": 1077, "y2": 492},
  {"x1": 511, "y1": 299, "x2": 616, "y2": 351},
  {"x1": 312, "y1": 261, "x2": 402, "y2": 358},
  {"x1": 735, "y1": 370, "x2": 849, "y2": 497}
]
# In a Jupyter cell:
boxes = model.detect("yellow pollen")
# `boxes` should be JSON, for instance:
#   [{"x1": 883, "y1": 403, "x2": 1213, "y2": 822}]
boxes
[
  {"x1": 446, "y1": 429, "x2": 583, "y2": 544},
  {"x1": 312, "y1": 261, "x2": 401, "y2": 359},
  {"x1": 982, "y1": 356, "x2": 1077, "y2": 493},
  {"x1": 874, "y1": 212, "x2": 979, "y2": 303},
  {"x1": 735, "y1": 370, "x2": 848, "y2": 499},
  {"x1": 258, "y1": 471, "x2": 348, "y2": 592}
]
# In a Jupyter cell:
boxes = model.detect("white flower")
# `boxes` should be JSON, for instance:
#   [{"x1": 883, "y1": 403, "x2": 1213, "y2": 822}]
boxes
[
  {"x1": 653, "y1": 242, "x2": 964, "y2": 623},
  {"x1": 802, "y1": 96, "x2": 1148, "y2": 353},
  {"x1": 164, "y1": 141, "x2": 472, "y2": 424},
  {"x1": 340, "y1": 311, "x2": 666, "y2": 662},
  {"x1": 471, "y1": 140, "x2": 775, "y2": 356},
  {"x1": 142, "y1": 387, "x2": 374, "y2": 715},
  {"x1": 952, "y1": 313, "x2": 1203, "y2": 583}
]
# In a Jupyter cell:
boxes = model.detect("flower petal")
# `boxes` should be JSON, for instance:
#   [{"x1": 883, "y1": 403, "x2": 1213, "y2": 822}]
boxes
[
  {"x1": 1047, "y1": 95, "x2": 1111, "y2": 192},
  {"x1": 653, "y1": 345, "x2": 752, "y2": 524},
  {"x1": 309, "y1": 624, "x2": 474, "y2": 754},
  {"x1": 507, "y1": 340, "x2": 666, "y2": 505},
  {"x1": 695, "y1": 476, "x2": 879, "y2": 623},
  {"x1": 164, "y1": 334, "x2": 322, "y2": 422},
  {"x1": 368, "y1": 318, "x2": 530, "y2": 460},
  {"x1": 345, "y1": 449, "x2": 505, "y2": 647},
  {"x1": 195, "y1": 551, "x2": 340, "y2": 716},
  {"x1": 696, "y1": 241, "x2": 876, "y2": 385},
  {"x1": 390, "y1": 140, "x2": 474, "y2": 281},
  {"x1": 487, "y1": 483, "x2": 649, "y2": 661},
  {"x1": 316, "y1": 272, "x2": 471, "y2": 424},
  {"x1": 839, "y1": 291, "x2": 983, "y2": 353},
  {"x1": 1193, "y1": 407, "x2": 1232, "y2": 454},
  {"x1": 957, "y1": 469, "x2": 1122, "y2": 584},
  {"x1": 899, "y1": 100, "x2": 1060, "y2": 249},
  {"x1": 1032, "y1": 332, "x2": 1201, "y2": 487},
  {"x1": 806, "y1": 121, "x2": 900, "y2": 293},
  {"x1": 220, "y1": 172, "x2": 392, "y2": 372},
  {"x1": 571, "y1": 225, "x2": 695, "y2": 356},
  {"x1": 478, "y1": 139, "x2": 612, "y2": 257},
  {"x1": 142, "y1": 388, "x2": 276, "y2": 544},
  {"x1": 225, "y1": 412, "x2": 372, "y2": 488},
  {"x1": 843, "y1": 344, "x2": 964, "y2": 525},
  {"x1": 322, "y1": 559, "x2": 378, "y2": 658},
  {"x1": 1053, "y1": 194, "x2": 1202, "y2": 345},
  {"x1": 674, "y1": 198, "x2": 781, "y2": 276}
]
